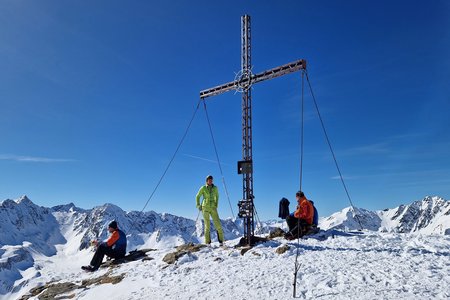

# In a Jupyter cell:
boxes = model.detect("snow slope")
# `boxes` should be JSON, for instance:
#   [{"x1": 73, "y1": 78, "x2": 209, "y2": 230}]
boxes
[{"x1": 6, "y1": 233, "x2": 450, "y2": 300}]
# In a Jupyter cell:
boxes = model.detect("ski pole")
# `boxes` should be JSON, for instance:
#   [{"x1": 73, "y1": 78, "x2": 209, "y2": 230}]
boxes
[{"x1": 189, "y1": 201, "x2": 203, "y2": 243}]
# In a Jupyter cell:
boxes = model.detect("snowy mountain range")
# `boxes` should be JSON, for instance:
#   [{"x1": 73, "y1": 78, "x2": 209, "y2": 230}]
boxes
[
  {"x1": 320, "y1": 196, "x2": 450, "y2": 235},
  {"x1": 1, "y1": 195, "x2": 449, "y2": 297}
]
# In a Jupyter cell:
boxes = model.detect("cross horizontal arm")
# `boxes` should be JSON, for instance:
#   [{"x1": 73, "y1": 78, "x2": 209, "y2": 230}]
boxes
[
  {"x1": 199, "y1": 80, "x2": 237, "y2": 99},
  {"x1": 252, "y1": 59, "x2": 306, "y2": 85},
  {"x1": 199, "y1": 59, "x2": 306, "y2": 99}
]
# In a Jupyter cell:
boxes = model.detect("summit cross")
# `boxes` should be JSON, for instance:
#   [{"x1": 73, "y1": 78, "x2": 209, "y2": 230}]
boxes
[{"x1": 200, "y1": 15, "x2": 306, "y2": 246}]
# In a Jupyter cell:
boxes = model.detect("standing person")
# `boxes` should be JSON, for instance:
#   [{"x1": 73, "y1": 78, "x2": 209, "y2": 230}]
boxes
[
  {"x1": 196, "y1": 175, "x2": 224, "y2": 246},
  {"x1": 82, "y1": 221, "x2": 127, "y2": 272},
  {"x1": 284, "y1": 191, "x2": 314, "y2": 240}
]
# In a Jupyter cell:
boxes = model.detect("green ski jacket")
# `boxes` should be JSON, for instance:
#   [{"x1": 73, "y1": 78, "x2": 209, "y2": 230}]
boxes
[{"x1": 196, "y1": 184, "x2": 219, "y2": 209}]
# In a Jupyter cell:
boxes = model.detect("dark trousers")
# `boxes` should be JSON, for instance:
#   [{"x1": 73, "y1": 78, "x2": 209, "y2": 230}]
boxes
[
  {"x1": 286, "y1": 215, "x2": 309, "y2": 237},
  {"x1": 90, "y1": 244, "x2": 125, "y2": 269}
]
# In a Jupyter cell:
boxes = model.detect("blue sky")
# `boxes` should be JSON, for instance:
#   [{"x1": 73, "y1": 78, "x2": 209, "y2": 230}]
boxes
[{"x1": 1, "y1": 1, "x2": 449, "y2": 221}]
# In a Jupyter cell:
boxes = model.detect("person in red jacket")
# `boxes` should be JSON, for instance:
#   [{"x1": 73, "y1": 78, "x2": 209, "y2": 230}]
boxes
[{"x1": 284, "y1": 191, "x2": 314, "y2": 240}]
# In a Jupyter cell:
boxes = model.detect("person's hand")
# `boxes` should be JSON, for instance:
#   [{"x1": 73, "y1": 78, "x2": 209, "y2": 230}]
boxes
[
  {"x1": 196, "y1": 205, "x2": 202, "y2": 211},
  {"x1": 90, "y1": 240, "x2": 99, "y2": 247}
]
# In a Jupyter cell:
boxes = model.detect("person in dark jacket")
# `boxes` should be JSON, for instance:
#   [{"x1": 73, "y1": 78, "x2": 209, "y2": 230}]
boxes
[{"x1": 82, "y1": 221, "x2": 127, "y2": 272}]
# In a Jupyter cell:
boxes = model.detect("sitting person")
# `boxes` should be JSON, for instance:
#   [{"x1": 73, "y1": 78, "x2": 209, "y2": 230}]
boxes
[
  {"x1": 284, "y1": 191, "x2": 314, "y2": 240},
  {"x1": 82, "y1": 221, "x2": 127, "y2": 271}
]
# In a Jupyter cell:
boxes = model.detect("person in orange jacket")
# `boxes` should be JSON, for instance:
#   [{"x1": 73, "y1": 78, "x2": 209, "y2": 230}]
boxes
[{"x1": 284, "y1": 191, "x2": 314, "y2": 240}]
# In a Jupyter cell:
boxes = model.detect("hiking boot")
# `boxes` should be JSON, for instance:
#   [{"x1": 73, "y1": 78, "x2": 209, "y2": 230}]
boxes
[
  {"x1": 284, "y1": 232, "x2": 296, "y2": 240},
  {"x1": 219, "y1": 242, "x2": 224, "y2": 247},
  {"x1": 81, "y1": 265, "x2": 98, "y2": 272}
]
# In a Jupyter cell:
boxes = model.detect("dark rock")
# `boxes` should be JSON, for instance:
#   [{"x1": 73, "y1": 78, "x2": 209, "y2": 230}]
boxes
[
  {"x1": 240, "y1": 247, "x2": 251, "y2": 255},
  {"x1": 35, "y1": 282, "x2": 77, "y2": 300},
  {"x1": 81, "y1": 272, "x2": 125, "y2": 287},
  {"x1": 237, "y1": 235, "x2": 269, "y2": 247},
  {"x1": 162, "y1": 243, "x2": 206, "y2": 264},
  {"x1": 20, "y1": 271, "x2": 125, "y2": 299},
  {"x1": 276, "y1": 244, "x2": 290, "y2": 254},
  {"x1": 175, "y1": 243, "x2": 205, "y2": 252},
  {"x1": 100, "y1": 249, "x2": 155, "y2": 268},
  {"x1": 163, "y1": 251, "x2": 186, "y2": 264},
  {"x1": 268, "y1": 227, "x2": 286, "y2": 239}
]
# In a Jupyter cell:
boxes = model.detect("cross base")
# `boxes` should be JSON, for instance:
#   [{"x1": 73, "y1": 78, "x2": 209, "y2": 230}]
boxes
[{"x1": 236, "y1": 235, "x2": 269, "y2": 247}]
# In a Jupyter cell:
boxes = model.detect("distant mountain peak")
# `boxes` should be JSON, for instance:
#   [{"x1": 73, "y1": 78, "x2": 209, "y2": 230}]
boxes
[
  {"x1": 95, "y1": 202, "x2": 124, "y2": 212},
  {"x1": 52, "y1": 202, "x2": 82, "y2": 213},
  {"x1": 16, "y1": 195, "x2": 32, "y2": 204}
]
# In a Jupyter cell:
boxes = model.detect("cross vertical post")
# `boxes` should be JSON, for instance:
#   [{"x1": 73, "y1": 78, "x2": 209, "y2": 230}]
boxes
[
  {"x1": 199, "y1": 15, "x2": 306, "y2": 247},
  {"x1": 241, "y1": 15, "x2": 254, "y2": 246}
]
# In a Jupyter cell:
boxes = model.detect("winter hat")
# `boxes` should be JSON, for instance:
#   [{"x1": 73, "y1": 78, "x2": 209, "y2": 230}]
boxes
[
  {"x1": 108, "y1": 221, "x2": 118, "y2": 229},
  {"x1": 296, "y1": 191, "x2": 305, "y2": 198},
  {"x1": 205, "y1": 175, "x2": 213, "y2": 181}
]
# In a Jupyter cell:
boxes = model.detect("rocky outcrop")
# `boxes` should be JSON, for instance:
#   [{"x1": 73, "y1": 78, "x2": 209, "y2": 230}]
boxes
[
  {"x1": 162, "y1": 243, "x2": 206, "y2": 264},
  {"x1": 19, "y1": 271, "x2": 125, "y2": 300}
]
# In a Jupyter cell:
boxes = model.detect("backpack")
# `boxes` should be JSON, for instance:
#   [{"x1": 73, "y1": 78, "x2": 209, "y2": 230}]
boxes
[
  {"x1": 278, "y1": 197, "x2": 290, "y2": 219},
  {"x1": 309, "y1": 200, "x2": 319, "y2": 226}
]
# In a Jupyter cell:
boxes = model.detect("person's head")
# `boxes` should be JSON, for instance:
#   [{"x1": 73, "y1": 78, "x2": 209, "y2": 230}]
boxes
[
  {"x1": 108, "y1": 221, "x2": 118, "y2": 233},
  {"x1": 295, "y1": 191, "x2": 305, "y2": 202},
  {"x1": 206, "y1": 175, "x2": 213, "y2": 186}
]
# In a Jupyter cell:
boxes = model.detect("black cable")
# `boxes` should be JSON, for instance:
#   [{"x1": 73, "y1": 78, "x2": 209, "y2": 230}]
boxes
[
  {"x1": 128, "y1": 99, "x2": 202, "y2": 234},
  {"x1": 299, "y1": 70, "x2": 305, "y2": 190},
  {"x1": 253, "y1": 205, "x2": 264, "y2": 234},
  {"x1": 293, "y1": 70, "x2": 305, "y2": 298},
  {"x1": 203, "y1": 101, "x2": 236, "y2": 219},
  {"x1": 304, "y1": 70, "x2": 363, "y2": 230}
]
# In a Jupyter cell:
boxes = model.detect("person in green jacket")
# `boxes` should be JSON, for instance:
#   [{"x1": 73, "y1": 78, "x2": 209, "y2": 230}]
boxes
[{"x1": 195, "y1": 175, "x2": 224, "y2": 246}]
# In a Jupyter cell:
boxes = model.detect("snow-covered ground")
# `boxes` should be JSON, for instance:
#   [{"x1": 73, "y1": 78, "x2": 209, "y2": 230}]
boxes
[
  {"x1": 4, "y1": 231, "x2": 450, "y2": 300},
  {"x1": 1, "y1": 195, "x2": 450, "y2": 299}
]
